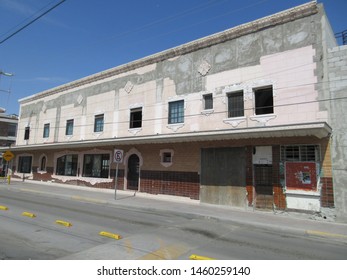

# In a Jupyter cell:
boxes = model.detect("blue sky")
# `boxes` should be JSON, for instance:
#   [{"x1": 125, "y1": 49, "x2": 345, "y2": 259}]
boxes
[{"x1": 0, "y1": 0, "x2": 346, "y2": 115}]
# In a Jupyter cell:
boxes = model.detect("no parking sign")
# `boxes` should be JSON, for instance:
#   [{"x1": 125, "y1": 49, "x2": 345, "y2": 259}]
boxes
[{"x1": 114, "y1": 149, "x2": 124, "y2": 163}]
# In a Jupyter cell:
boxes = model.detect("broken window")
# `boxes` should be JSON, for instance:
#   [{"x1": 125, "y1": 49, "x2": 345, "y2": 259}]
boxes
[
  {"x1": 130, "y1": 108, "x2": 142, "y2": 128},
  {"x1": 254, "y1": 86, "x2": 274, "y2": 115}
]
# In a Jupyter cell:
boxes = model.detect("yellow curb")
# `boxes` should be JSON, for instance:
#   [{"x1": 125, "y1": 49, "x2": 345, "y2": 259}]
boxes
[
  {"x1": 0, "y1": 205, "x2": 9, "y2": 210},
  {"x1": 55, "y1": 220, "x2": 72, "y2": 227},
  {"x1": 306, "y1": 230, "x2": 347, "y2": 239},
  {"x1": 189, "y1": 254, "x2": 215, "y2": 260},
  {"x1": 22, "y1": 212, "x2": 36, "y2": 218},
  {"x1": 99, "y1": 231, "x2": 122, "y2": 240}
]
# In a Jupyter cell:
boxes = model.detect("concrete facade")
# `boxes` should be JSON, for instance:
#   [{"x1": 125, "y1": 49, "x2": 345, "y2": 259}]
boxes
[
  {"x1": 328, "y1": 45, "x2": 347, "y2": 222},
  {"x1": 1, "y1": 2, "x2": 343, "y2": 217}
]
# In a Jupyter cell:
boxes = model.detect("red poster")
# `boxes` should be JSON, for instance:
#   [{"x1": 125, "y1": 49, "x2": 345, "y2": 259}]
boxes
[{"x1": 285, "y1": 162, "x2": 317, "y2": 190}]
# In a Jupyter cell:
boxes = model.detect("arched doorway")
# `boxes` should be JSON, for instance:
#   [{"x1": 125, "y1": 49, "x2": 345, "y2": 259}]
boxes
[{"x1": 127, "y1": 154, "x2": 140, "y2": 190}]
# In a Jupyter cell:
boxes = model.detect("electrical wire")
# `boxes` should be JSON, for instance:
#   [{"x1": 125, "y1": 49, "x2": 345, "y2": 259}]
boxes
[{"x1": 0, "y1": 0, "x2": 66, "y2": 45}]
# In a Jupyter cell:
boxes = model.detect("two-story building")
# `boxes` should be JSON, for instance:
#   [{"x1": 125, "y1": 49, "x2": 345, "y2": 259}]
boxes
[
  {"x1": 3, "y1": 2, "x2": 342, "y2": 216},
  {"x1": 0, "y1": 108, "x2": 18, "y2": 176}
]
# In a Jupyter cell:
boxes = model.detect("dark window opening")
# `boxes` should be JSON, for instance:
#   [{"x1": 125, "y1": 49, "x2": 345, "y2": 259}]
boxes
[
  {"x1": 56, "y1": 154, "x2": 78, "y2": 176},
  {"x1": 228, "y1": 91, "x2": 244, "y2": 118},
  {"x1": 130, "y1": 108, "x2": 142, "y2": 128},
  {"x1": 40, "y1": 156, "x2": 47, "y2": 171},
  {"x1": 203, "y1": 94, "x2": 213, "y2": 110},
  {"x1": 24, "y1": 126, "x2": 30, "y2": 140},
  {"x1": 65, "y1": 119, "x2": 74, "y2": 135},
  {"x1": 18, "y1": 156, "x2": 32, "y2": 173},
  {"x1": 255, "y1": 87, "x2": 274, "y2": 115},
  {"x1": 83, "y1": 154, "x2": 110, "y2": 178},
  {"x1": 162, "y1": 152, "x2": 172, "y2": 163}
]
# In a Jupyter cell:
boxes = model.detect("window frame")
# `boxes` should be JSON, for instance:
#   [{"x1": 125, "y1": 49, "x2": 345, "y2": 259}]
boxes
[
  {"x1": 39, "y1": 155, "x2": 47, "y2": 172},
  {"x1": 43, "y1": 123, "x2": 50, "y2": 138},
  {"x1": 203, "y1": 93, "x2": 213, "y2": 110},
  {"x1": 168, "y1": 100, "x2": 184, "y2": 124},
  {"x1": 227, "y1": 91, "x2": 244, "y2": 118},
  {"x1": 129, "y1": 108, "x2": 142, "y2": 129},
  {"x1": 281, "y1": 145, "x2": 320, "y2": 162},
  {"x1": 56, "y1": 154, "x2": 78, "y2": 176},
  {"x1": 65, "y1": 119, "x2": 74, "y2": 136},
  {"x1": 18, "y1": 155, "x2": 32, "y2": 173},
  {"x1": 254, "y1": 86, "x2": 274, "y2": 115},
  {"x1": 82, "y1": 153, "x2": 110, "y2": 178},
  {"x1": 24, "y1": 126, "x2": 30, "y2": 140},
  {"x1": 94, "y1": 114, "x2": 104, "y2": 133}
]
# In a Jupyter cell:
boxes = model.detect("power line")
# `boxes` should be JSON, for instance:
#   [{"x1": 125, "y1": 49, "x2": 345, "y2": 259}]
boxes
[{"x1": 0, "y1": 0, "x2": 66, "y2": 45}]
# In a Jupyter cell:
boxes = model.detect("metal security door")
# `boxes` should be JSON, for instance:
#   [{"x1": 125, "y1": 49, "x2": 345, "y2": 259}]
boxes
[
  {"x1": 254, "y1": 164, "x2": 273, "y2": 210},
  {"x1": 127, "y1": 154, "x2": 140, "y2": 190}
]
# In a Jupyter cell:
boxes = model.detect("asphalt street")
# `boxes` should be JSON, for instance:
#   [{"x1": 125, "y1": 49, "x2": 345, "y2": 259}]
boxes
[{"x1": 0, "y1": 179, "x2": 346, "y2": 260}]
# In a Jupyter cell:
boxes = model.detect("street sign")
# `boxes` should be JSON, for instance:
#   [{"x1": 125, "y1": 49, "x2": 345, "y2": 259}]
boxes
[
  {"x1": 114, "y1": 149, "x2": 124, "y2": 163},
  {"x1": 2, "y1": 151, "x2": 14, "y2": 162}
]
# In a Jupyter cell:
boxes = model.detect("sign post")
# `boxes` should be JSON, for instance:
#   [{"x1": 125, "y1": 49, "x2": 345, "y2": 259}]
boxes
[
  {"x1": 113, "y1": 149, "x2": 124, "y2": 200},
  {"x1": 2, "y1": 151, "x2": 14, "y2": 185}
]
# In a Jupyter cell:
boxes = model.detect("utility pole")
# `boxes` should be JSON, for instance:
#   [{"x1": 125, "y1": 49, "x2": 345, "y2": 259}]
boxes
[{"x1": 0, "y1": 70, "x2": 14, "y2": 93}]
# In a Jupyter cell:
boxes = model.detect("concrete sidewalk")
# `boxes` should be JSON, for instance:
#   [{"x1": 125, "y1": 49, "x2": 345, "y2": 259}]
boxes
[{"x1": 3, "y1": 179, "x2": 347, "y2": 241}]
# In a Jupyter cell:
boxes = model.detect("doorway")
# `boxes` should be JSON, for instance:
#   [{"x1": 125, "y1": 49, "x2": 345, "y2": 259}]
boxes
[
  {"x1": 127, "y1": 154, "x2": 140, "y2": 190},
  {"x1": 254, "y1": 164, "x2": 273, "y2": 210}
]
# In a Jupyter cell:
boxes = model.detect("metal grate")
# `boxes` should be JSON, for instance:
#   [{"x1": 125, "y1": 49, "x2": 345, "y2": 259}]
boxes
[
  {"x1": 335, "y1": 30, "x2": 347, "y2": 45},
  {"x1": 281, "y1": 145, "x2": 320, "y2": 162}
]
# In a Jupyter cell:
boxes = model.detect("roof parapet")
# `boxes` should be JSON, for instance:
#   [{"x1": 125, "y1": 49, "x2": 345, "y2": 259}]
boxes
[{"x1": 20, "y1": 1, "x2": 318, "y2": 104}]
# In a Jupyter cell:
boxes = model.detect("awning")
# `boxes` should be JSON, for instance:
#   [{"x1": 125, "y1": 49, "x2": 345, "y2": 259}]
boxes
[{"x1": 0, "y1": 122, "x2": 332, "y2": 152}]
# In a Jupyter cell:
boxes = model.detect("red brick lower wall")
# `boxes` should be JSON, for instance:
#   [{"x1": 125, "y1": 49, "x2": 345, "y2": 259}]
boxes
[
  {"x1": 273, "y1": 185, "x2": 286, "y2": 210},
  {"x1": 246, "y1": 185, "x2": 253, "y2": 206},
  {"x1": 320, "y1": 177, "x2": 334, "y2": 208},
  {"x1": 140, "y1": 170, "x2": 200, "y2": 199}
]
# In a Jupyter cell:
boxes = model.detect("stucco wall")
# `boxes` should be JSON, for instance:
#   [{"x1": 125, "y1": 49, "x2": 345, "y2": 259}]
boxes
[{"x1": 328, "y1": 46, "x2": 347, "y2": 222}]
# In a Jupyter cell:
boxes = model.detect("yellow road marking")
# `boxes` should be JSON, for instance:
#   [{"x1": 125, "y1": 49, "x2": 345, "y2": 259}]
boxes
[
  {"x1": 71, "y1": 196, "x2": 106, "y2": 204},
  {"x1": 306, "y1": 230, "x2": 347, "y2": 239},
  {"x1": 124, "y1": 239, "x2": 133, "y2": 254},
  {"x1": 139, "y1": 243, "x2": 189, "y2": 260},
  {"x1": 190, "y1": 254, "x2": 215, "y2": 260},
  {"x1": 56, "y1": 220, "x2": 72, "y2": 227},
  {"x1": 22, "y1": 212, "x2": 36, "y2": 218},
  {"x1": 99, "y1": 231, "x2": 122, "y2": 240},
  {"x1": 0, "y1": 205, "x2": 8, "y2": 210}
]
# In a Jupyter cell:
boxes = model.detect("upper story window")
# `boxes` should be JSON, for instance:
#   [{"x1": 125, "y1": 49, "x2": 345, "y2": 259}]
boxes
[
  {"x1": 8, "y1": 123, "x2": 17, "y2": 137},
  {"x1": 130, "y1": 108, "x2": 142, "y2": 128},
  {"x1": 168, "y1": 100, "x2": 184, "y2": 124},
  {"x1": 65, "y1": 119, "x2": 74, "y2": 136},
  {"x1": 24, "y1": 126, "x2": 30, "y2": 140},
  {"x1": 94, "y1": 114, "x2": 104, "y2": 132},
  {"x1": 254, "y1": 86, "x2": 273, "y2": 115},
  {"x1": 43, "y1": 123, "x2": 50, "y2": 138},
  {"x1": 227, "y1": 91, "x2": 244, "y2": 118},
  {"x1": 203, "y1": 94, "x2": 213, "y2": 110}
]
